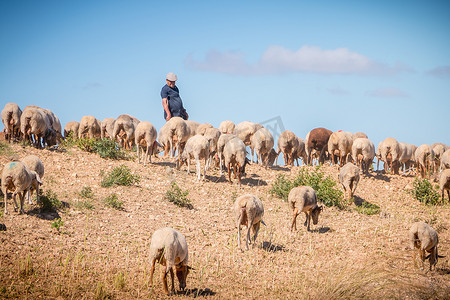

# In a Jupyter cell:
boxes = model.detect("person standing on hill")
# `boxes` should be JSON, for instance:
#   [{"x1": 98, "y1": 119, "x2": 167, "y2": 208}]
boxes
[{"x1": 161, "y1": 72, "x2": 188, "y2": 121}]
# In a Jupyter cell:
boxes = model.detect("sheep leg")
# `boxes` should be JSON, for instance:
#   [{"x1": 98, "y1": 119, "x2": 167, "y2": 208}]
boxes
[
  {"x1": 186, "y1": 157, "x2": 190, "y2": 174},
  {"x1": 237, "y1": 163, "x2": 242, "y2": 186},
  {"x1": 19, "y1": 191, "x2": 26, "y2": 214},
  {"x1": 233, "y1": 164, "x2": 238, "y2": 179},
  {"x1": 228, "y1": 163, "x2": 232, "y2": 184},
  {"x1": 246, "y1": 219, "x2": 252, "y2": 250},
  {"x1": 12, "y1": 192, "x2": 19, "y2": 212},
  {"x1": 219, "y1": 155, "x2": 224, "y2": 175},
  {"x1": 305, "y1": 212, "x2": 311, "y2": 231},
  {"x1": 144, "y1": 144, "x2": 150, "y2": 165},
  {"x1": 419, "y1": 249, "x2": 425, "y2": 270},
  {"x1": 204, "y1": 157, "x2": 207, "y2": 180},
  {"x1": 196, "y1": 159, "x2": 201, "y2": 181},
  {"x1": 252, "y1": 222, "x2": 261, "y2": 244},
  {"x1": 3, "y1": 192, "x2": 8, "y2": 215},
  {"x1": 290, "y1": 208, "x2": 299, "y2": 232},
  {"x1": 137, "y1": 145, "x2": 140, "y2": 164},
  {"x1": 162, "y1": 268, "x2": 170, "y2": 295},
  {"x1": 149, "y1": 258, "x2": 157, "y2": 288},
  {"x1": 169, "y1": 267, "x2": 176, "y2": 294}
]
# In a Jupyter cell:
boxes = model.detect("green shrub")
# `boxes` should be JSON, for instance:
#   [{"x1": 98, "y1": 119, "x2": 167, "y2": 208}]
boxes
[
  {"x1": 60, "y1": 131, "x2": 76, "y2": 148},
  {"x1": 39, "y1": 189, "x2": 63, "y2": 212},
  {"x1": 104, "y1": 194, "x2": 123, "y2": 210},
  {"x1": 270, "y1": 167, "x2": 344, "y2": 208},
  {"x1": 51, "y1": 218, "x2": 64, "y2": 231},
  {"x1": 101, "y1": 165, "x2": 140, "y2": 187},
  {"x1": 165, "y1": 182, "x2": 192, "y2": 208},
  {"x1": 93, "y1": 138, "x2": 128, "y2": 160},
  {"x1": 354, "y1": 201, "x2": 381, "y2": 215},
  {"x1": 408, "y1": 178, "x2": 442, "y2": 205},
  {"x1": 0, "y1": 142, "x2": 14, "y2": 158},
  {"x1": 74, "y1": 200, "x2": 95, "y2": 210},
  {"x1": 76, "y1": 137, "x2": 96, "y2": 152},
  {"x1": 78, "y1": 186, "x2": 94, "y2": 199}
]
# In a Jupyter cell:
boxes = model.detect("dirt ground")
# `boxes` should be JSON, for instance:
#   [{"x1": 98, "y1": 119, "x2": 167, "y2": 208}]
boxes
[{"x1": 0, "y1": 143, "x2": 449, "y2": 299}]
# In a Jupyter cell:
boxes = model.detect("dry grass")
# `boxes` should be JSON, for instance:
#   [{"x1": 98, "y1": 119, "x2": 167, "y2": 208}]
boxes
[{"x1": 0, "y1": 143, "x2": 449, "y2": 299}]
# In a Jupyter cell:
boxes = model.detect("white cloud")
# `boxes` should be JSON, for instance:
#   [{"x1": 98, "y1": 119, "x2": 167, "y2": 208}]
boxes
[
  {"x1": 366, "y1": 87, "x2": 408, "y2": 98},
  {"x1": 427, "y1": 66, "x2": 450, "y2": 78},
  {"x1": 185, "y1": 46, "x2": 413, "y2": 76},
  {"x1": 82, "y1": 82, "x2": 102, "y2": 90}
]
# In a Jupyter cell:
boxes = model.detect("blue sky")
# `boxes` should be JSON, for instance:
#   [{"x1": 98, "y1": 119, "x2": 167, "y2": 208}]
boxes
[{"x1": 1, "y1": 0, "x2": 449, "y2": 148}]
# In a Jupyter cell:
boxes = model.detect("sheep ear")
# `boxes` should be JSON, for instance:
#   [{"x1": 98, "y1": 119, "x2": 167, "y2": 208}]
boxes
[{"x1": 33, "y1": 172, "x2": 43, "y2": 185}]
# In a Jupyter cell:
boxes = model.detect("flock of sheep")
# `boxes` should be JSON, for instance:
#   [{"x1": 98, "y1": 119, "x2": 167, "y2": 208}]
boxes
[{"x1": 1, "y1": 102, "x2": 449, "y2": 295}]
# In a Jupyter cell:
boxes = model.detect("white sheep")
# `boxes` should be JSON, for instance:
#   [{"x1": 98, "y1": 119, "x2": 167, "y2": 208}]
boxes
[
  {"x1": 158, "y1": 117, "x2": 190, "y2": 160},
  {"x1": 251, "y1": 127, "x2": 274, "y2": 168},
  {"x1": 223, "y1": 137, "x2": 248, "y2": 185},
  {"x1": 20, "y1": 155, "x2": 44, "y2": 205},
  {"x1": 352, "y1": 132, "x2": 368, "y2": 141},
  {"x1": 1, "y1": 102, "x2": 22, "y2": 143},
  {"x1": 288, "y1": 186, "x2": 323, "y2": 232},
  {"x1": 233, "y1": 194, "x2": 265, "y2": 250},
  {"x1": 2, "y1": 161, "x2": 42, "y2": 214},
  {"x1": 378, "y1": 137, "x2": 401, "y2": 174},
  {"x1": 439, "y1": 169, "x2": 450, "y2": 201},
  {"x1": 440, "y1": 149, "x2": 450, "y2": 171},
  {"x1": 276, "y1": 130, "x2": 299, "y2": 166},
  {"x1": 234, "y1": 121, "x2": 258, "y2": 161},
  {"x1": 409, "y1": 222, "x2": 441, "y2": 270},
  {"x1": 134, "y1": 121, "x2": 157, "y2": 165},
  {"x1": 100, "y1": 118, "x2": 116, "y2": 139},
  {"x1": 414, "y1": 144, "x2": 435, "y2": 178},
  {"x1": 397, "y1": 143, "x2": 417, "y2": 174},
  {"x1": 219, "y1": 120, "x2": 235, "y2": 134},
  {"x1": 339, "y1": 162, "x2": 360, "y2": 199},
  {"x1": 351, "y1": 138, "x2": 375, "y2": 174},
  {"x1": 203, "y1": 127, "x2": 221, "y2": 169},
  {"x1": 178, "y1": 135, "x2": 210, "y2": 181},
  {"x1": 432, "y1": 143, "x2": 446, "y2": 172},
  {"x1": 185, "y1": 120, "x2": 200, "y2": 139},
  {"x1": 20, "y1": 106, "x2": 56, "y2": 148},
  {"x1": 196, "y1": 123, "x2": 213, "y2": 135},
  {"x1": 217, "y1": 134, "x2": 237, "y2": 175},
  {"x1": 291, "y1": 137, "x2": 307, "y2": 166},
  {"x1": 63, "y1": 121, "x2": 80, "y2": 140},
  {"x1": 112, "y1": 114, "x2": 140, "y2": 150},
  {"x1": 78, "y1": 115, "x2": 101, "y2": 139},
  {"x1": 328, "y1": 131, "x2": 353, "y2": 167},
  {"x1": 149, "y1": 227, "x2": 191, "y2": 295}
]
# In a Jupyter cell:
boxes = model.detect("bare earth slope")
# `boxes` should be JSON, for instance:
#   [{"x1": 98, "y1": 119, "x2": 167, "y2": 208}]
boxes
[{"x1": 0, "y1": 144, "x2": 449, "y2": 299}]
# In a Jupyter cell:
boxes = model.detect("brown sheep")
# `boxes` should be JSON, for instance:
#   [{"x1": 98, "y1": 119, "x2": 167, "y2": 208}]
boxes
[{"x1": 306, "y1": 127, "x2": 333, "y2": 165}]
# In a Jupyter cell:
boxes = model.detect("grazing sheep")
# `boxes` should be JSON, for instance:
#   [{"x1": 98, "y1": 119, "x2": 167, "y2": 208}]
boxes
[
  {"x1": 251, "y1": 128, "x2": 274, "y2": 168},
  {"x1": 178, "y1": 135, "x2": 210, "y2": 181},
  {"x1": 2, "y1": 161, "x2": 42, "y2": 214},
  {"x1": 40, "y1": 108, "x2": 63, "y2": 143},
  {"x1": 63, "y1": 121, "x2": 80, "y2": 140},
  {"x1": 351, "y1": 138, "x2": 375, "y2": 174},
  {"x1": 339, "y1": 162, "x2": 360, "y2": 199},
  {"x1": 233, "y1": 194, "x2": 265, "y2": 250},
  {"x1": 398, "y1": 143, "x2": 417, "y2": 174},
  {"x1": 409, "y1": 222, "x2": 441, "y2": 271},
  {"x1": 328, "y1": 131, "x2": 353, "y2": 167},
  {"x1": 112, "y1": 114, "x2": 140, "y2": 150},
  {"x1": 223, "y1": 137, "x2": 247, "y2": 185},
  {"x1": 196, "y1": 123, "x2": 213, "y2": 135},
  {"x1": 217, "y1": 134, "x2": 237, "y2": 175},
  {"x1": 20, "y1": 106, "x2": 57, "y2": 148},
  {"x1": 219, "y1": 120, "x2": 235, "y2": 134},
  {"x1": 440, "y1": 149, "x2": 450, "y2": 171},
  {"x1": 149, "y1": 227, "x2": 191, "y2": 295},
  {"x1": 415, "y1": 144, "x2": 435, "y2": 178},
  {"x1": 185, "y1": 120, "x2": 200, "y2": 139},
  {"x1": 267, "y1": 148, "x2": 278, "y2": 166},
  {"x1": 159, "y1": 117, "x2": 190, "y2": 160},
  {"x1": 288, "y1": 186, "x2": 323, "y2": 232},
  {"x1": 292, "y1": 137, "x2": 307, "y2": 166},
  {"x1": 378, "y1": 137, "x2": 401, "y2": 174},
  {"x1": 234, "y1": 121, "x2": 258, "y2": 160},
  {"x1": 439, "y1": 169, "x2": 450, "y2": 201},
  {"x1": 1, "y1": 102, "x2": 22, "y2": 143},
  {"x1": 100, "y1": 118, "x2": 116, "y2": 139},
  {"x1": 78, "y1": 115, "x2": 101, "y2": 139},
  {"x1": 306, "y1": 127, "x2": 333, "y2": 165},
  {"x1": 134, "y1": 121, "x2": 157, "y2": 165},
  {"x1": 432, "y1": 143, "x2": 446, "y2": 172},
  {"x1": 352, "y1": 132, "x2": 368, "y2": 141},
  {"x1": 203, "y1": 127, "x2": 221, "y2": 168},
  {"x1": 276, "y1": 130, "x2": 299, "y2": 166},
  {"x1": 20, "y1": 155, "x2": 44, "y2": 204}
]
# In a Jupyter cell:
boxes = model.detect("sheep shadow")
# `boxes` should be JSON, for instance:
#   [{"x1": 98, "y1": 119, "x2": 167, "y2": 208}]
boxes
[
  {"x1": 310, "y1": 226, "x2": 331, "y2": 234},
  {"x1": 371, "y1": 172, "x2": 391, "y2": 182},
  {"x1": 437, "y1": 267, "x2": 450, "y2": 275},
  {"x1": 261, "y1": 241, "x2": 286, "y2": 252},
  {"x1": 269, "y1": 165, "x2": 291, "y2": 172},
  {"x1": 177, "y1": 288, "x2": 216, "y2": 297},
  {"x1": 241, "y1": 177, "x2": 267, "y2": 186},
  {"x1": 353, "y1": 196, "x2": 365, "y2": 206},
  {"x1": 152, "y1": 161, "x2": 177, "y2": 168}
]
